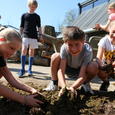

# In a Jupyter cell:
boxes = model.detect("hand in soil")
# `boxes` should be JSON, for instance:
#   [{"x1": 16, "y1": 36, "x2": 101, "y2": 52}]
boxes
[
  {"x1": 58, "y1": 87, "x2": 66, "y2": 97},
  {"x1": 58, "y1": 87, "x2": 78, "y2": 105},
  {"x1": 67, "y1": 87, "x2": 77, "y2": 96},
  {"x1": 34, "y1": 93, "x2": 50, "y2": 111},
  {"x1": 58, "y1": 87, "x2": 77, "y2": 98},
  {"x1": 32, "y1": 91, "x2": 43, "y2": 96},
  {"x1": 24, "y1": 94, "x2": 43, "y2": 106},
  {"x1": 30, "y1": 88, "x2": 38, "y2": 94}
]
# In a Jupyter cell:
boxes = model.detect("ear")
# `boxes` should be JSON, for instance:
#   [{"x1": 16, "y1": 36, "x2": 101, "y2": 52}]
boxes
[{"x1": 82, "y1": 40, "x2": 85, "y2": 44}]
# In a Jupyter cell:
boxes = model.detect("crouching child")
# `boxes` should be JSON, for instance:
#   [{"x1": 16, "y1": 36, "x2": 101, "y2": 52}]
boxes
[{"x1": 44, "y1": 26, "x2": 99, "y2": 96}]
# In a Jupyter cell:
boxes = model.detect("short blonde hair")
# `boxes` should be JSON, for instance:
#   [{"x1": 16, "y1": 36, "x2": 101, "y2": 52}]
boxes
[
  {"x1": 28, "y1": 0, "x2": 38, "y2": 8},
  {"x1": 0, "y1": 28, "x2": 22, "y2": 44},
  {"x1": 108, "y1": 2, "x2": 115, "y2": 9}
]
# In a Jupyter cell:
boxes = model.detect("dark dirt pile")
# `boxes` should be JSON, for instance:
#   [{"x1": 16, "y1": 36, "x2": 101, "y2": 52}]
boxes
[{"x1": 0, "y1": 84, "x2": 114, "y2": 115}]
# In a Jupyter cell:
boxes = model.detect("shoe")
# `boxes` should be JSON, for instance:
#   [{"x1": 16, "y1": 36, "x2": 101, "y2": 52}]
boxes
[
  {"x1": 81, "y1": 83, "x2": 94, "y2": 95},
  {"x1": 28, "y1": 70, "x2": 33, "y2": 76},
  {"x1": 99, "y1": 81, "x2": 110, "y2": 91},
  {"x1": 18, "y1": 70, "x2": 25, "y2": 77},
  {"x1": 43, "y1": 81, "x2": 58, "y2": 91}
]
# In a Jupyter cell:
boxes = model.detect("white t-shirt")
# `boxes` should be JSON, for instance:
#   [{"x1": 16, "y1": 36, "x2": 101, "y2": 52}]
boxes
[{"x1": 98, "y1": 35, "x2": 115, "y2": 64}]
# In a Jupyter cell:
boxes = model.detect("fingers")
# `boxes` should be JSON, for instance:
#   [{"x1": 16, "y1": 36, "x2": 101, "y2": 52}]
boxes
[
  {"x1": 31, "y1": 89, "x2": 38, "y2": 94},
  {"x1": 68, "y1": 87, "x2": 77, "y2": 96},
  {"x1": 36, "y1": 99, "x2": 44, "y2": 104},
  {"x1": 58, "y1": 88, "x2": 63, "y2": 97},
  {"x1": 32, "y1": 94, "x2": 44, "y2": 104},
  {"x1": 94, "y1": 24, "x2": 100, "y2": 30},
  {"x1": 31, "y1": 91, "x2": 43, "y2": 97},
  {"x1": 24, "y1": 94, "x2": 44, "y2": 107}
]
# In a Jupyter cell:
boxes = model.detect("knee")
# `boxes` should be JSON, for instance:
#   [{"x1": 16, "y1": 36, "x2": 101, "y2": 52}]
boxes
[
  {"x1": 50, "y1": 53, "x2": 61, "y2": 68},
  {"x1": 51, "y1": 53, "x2": 60, "y2": 62},
  {"x1": 87, "y1": 61, "x2": 99, "y2": 76},
  {"x1": 22, "y1": 47, "x2": 27, "y2": 55}
]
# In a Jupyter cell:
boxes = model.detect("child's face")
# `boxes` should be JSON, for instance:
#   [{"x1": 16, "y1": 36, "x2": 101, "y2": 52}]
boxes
[
  {"x1": 109, "y1": 29, "x2": 115, "y2": 42},
  {"x1": 0, "y1": 40, "x2": 21, "y2": 59},
  {"x1": 28, "y1": 4, "x2": 37, "y2": 13},
  {"x1": 108, "y1": 8, "x2": 115, "y2": 14},
  {"x1": 66, "y1": 40, "x2": 84, "y2": 56},
  {"x1": 109, "y1": 24, "x2": 115, "y2": 40}
]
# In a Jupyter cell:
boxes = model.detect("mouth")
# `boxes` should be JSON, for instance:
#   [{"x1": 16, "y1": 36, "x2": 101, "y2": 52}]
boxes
[
  {"x1": 4, "y1": 54, "x2": 12, "y2": 58},
  {"x1": 71, "y1": 51, "x2": 79, "y2": 55}
]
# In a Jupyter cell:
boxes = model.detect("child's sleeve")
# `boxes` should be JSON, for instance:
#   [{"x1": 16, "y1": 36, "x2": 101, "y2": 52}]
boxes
[
  {"x1": 60, "y1": 44, "x2": 67, "y2": 59},
  {"x1": 109, "y1": 13, "x2": 115, "y2": 21},
  {"x1": 20, "y1": 14, "x2": 25, "y2": 28},
  {"x1": 36, "y1": 15, "x2": 41, "y2": 28},
  {"x1": 98, "y1": 37, "x2": 106, "y2": 49},
  {"x1": 82, "y1": 44, "x2": 93, "y2": 66}
]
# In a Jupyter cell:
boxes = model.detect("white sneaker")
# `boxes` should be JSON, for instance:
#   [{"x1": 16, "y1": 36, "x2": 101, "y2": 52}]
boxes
[
  {"x1": 43, "y1": 81, "x2": 58, "y2": 91},
  {"x1": 81, "y1": 83, "x2": 94, "y2": 95}
]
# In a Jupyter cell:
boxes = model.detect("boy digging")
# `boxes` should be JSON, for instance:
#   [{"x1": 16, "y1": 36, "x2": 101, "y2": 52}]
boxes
[{"x1": 44, "y1": 26, "x2": 98, "y2": 96}]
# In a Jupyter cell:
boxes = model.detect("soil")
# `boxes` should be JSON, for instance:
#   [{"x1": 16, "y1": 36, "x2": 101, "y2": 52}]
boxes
[{"x1": 0, "y1": 63, "x2": 115, "y2": 115}]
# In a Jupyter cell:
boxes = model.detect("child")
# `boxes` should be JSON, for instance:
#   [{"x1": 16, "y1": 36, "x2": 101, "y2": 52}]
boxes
[
  {"x1": 18, "y1": 0, "x2": 42, "y2": 77},
  {"x1": 43, "y1": 26, "x2": 98, "y2": 95},
  {"x1": 95, "y1": 2, "x2": 115, "y2": 31},
  {"x1": 0, "y1": 28, "x2": 43, "y2": 106},
  {"x1": 96, "y1": 21, "x2": 115, "y2": 91}
]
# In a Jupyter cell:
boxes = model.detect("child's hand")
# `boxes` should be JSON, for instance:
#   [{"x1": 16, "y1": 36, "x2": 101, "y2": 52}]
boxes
[
  {"x1": 94, "y1": 24, "x2": 101, "y2": 30},
  {"x1": 30, "y1": 88, "x2": 44, "y2": 97},
  {"x1": 58, "y1": 87, "x2": 67, "y2": 97},
  {"x1": 30, "y1": 88, "x2": 38, "y2": 94},
  {"x1": 58, "y1": 88, "x2": 64, "y2": 97},
  {"x1": 39, "y1": 37, "x2": 44, "y2": 43},
  {"x1": 67, "y1": 87, "x2": 77, "y2": 96},
  {"x1": 24, "y1": 94, "x2": 43, "y2": 106},
  {"x1": 112, "y1": 61, "x2": 115, "y2": 67}
]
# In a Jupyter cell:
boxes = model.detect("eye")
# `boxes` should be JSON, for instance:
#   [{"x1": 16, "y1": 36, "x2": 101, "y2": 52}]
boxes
[
  {"x1": 10, "y1": 47, "x2": 15, "y2": 51},
  {"x1": 75, "y1": 43, "x2": 80, "y2": 47},
  {"x1": 68, "y1": 44, "x2": 73, "y2": 47}
]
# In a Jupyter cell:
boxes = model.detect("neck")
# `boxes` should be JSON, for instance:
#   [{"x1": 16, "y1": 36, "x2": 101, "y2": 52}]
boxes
[
  {"x1": 28, "y1": 11, "x2": 34, "y2": 13},
  {"x1": 111, "y1": 40, "x2": 115, "y2": 45}
]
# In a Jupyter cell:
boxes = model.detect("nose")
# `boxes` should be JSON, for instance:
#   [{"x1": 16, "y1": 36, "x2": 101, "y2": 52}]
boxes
[
  {"x1": 72, "y1": 45, "x2": 79, "y2": 51},
  {"x1": 10, "y1": 50, "x2": 16, "y2": 56}
]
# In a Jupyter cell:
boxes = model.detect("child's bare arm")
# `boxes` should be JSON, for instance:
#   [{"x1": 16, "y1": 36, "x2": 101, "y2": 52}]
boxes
[
  {"x1": 58, "y1": 59, "x2": 67, "y2": 88},
  {"x1": 100, "y1": 20, "x2": 111, "y2": 31},
  {"x1": 37, "y1": 27, "x2": 44, "y2": 43},
  {"x1": 0, "y1": 66, "x2": 37, "y2": 94},
  {"x1": 0, "y1": 84, "x2": 25, "y2": 103},
  {"x1": 38, "y1": 27, "x2": 42, "y2": 35},
  {"x1": 69, "y1": 66, "x2": 87, "y2": 90},
  {"x1": 20, "y1": 27, "x2": 24, "y2": 35},
  {"x1": 96, "y1": 46, "x2": 105, "y2": 65},
  {"x1": 0, "y1": 84, "x2": 43, "y2": 106},
  {"x1": 95, "y1": 20, "x2": 111, "y2": 31}
]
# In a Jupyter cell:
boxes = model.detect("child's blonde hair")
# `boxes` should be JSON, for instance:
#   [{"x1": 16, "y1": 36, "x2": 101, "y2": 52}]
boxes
[
  {"x1": 108, "y1": 2, "x2": 115, "y2": 9},
  {"x1": 0, "y1": 28, "x2": 22, "y2": 44},
  {"x1": 27, "y1": 0, "x2": 38, "y2": 8}
]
